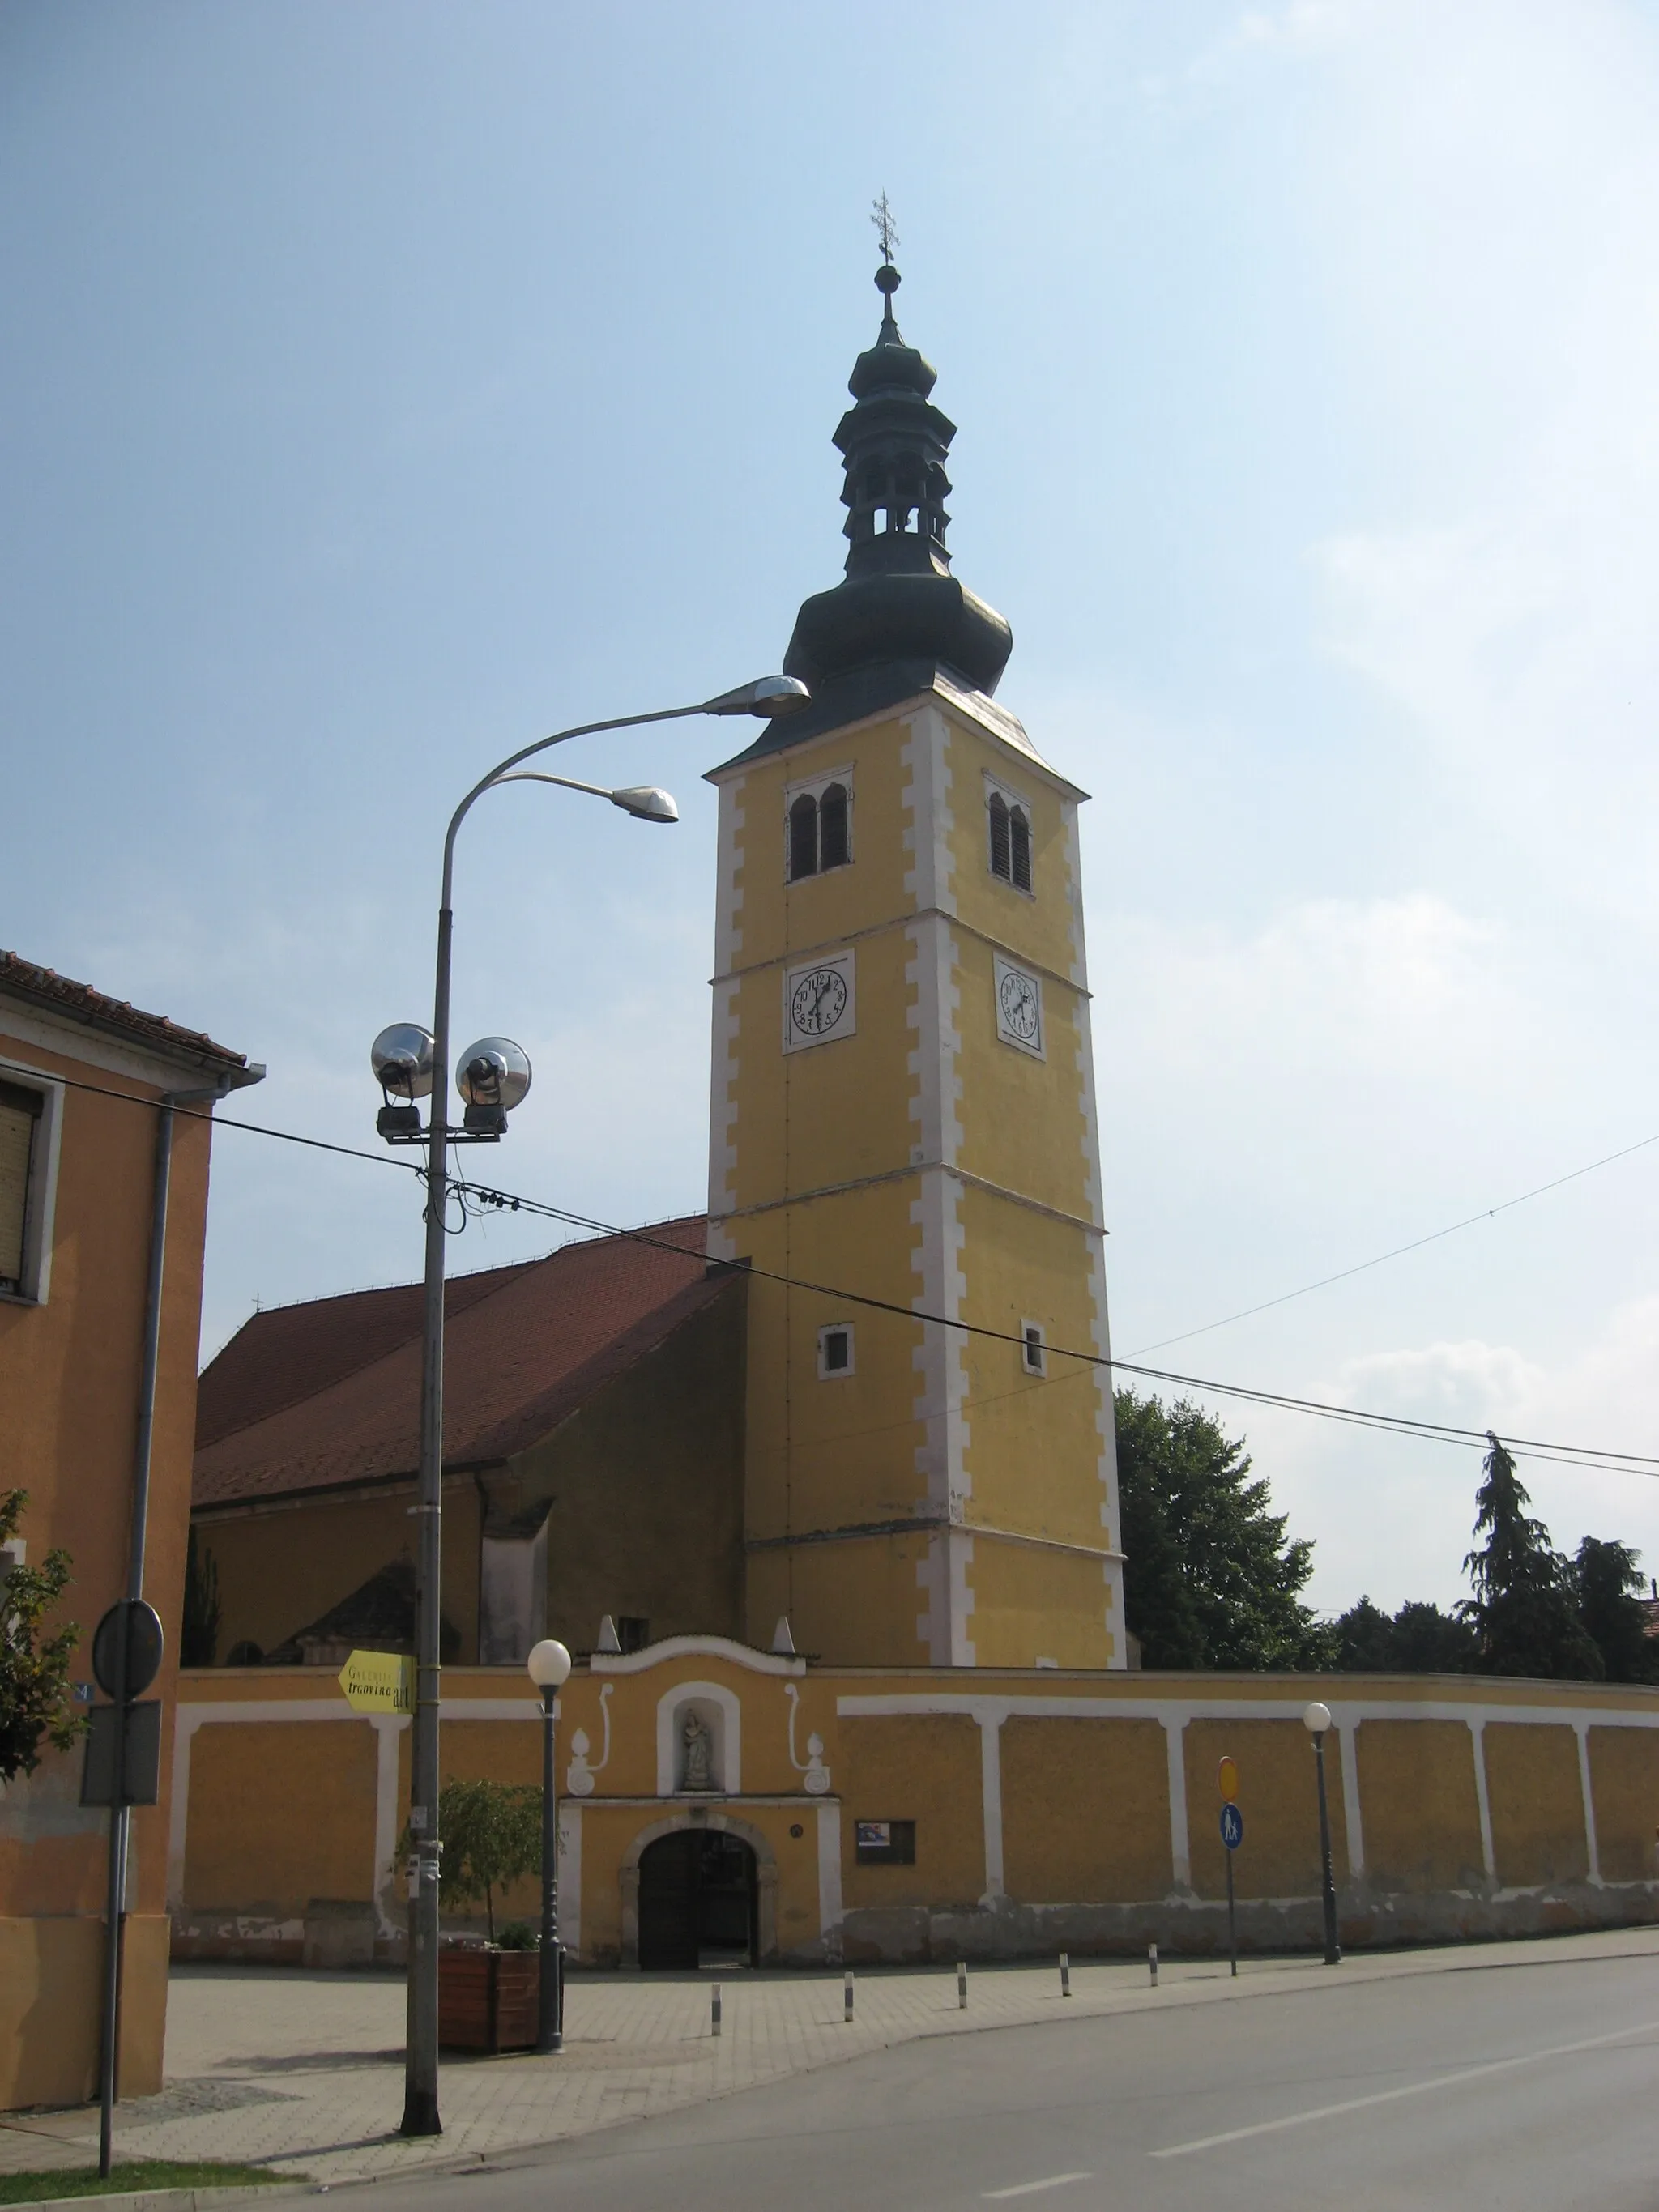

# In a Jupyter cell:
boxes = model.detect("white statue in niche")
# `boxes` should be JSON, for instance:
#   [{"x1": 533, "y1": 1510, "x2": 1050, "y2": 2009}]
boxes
[{"x1": 681, "y1": 1711, "x2": 715, "y2": 1792}]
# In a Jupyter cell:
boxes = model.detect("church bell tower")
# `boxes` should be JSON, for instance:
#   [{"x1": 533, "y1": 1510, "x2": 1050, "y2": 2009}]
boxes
[{"x1": 706, "y1": 245, "x2": 1126, "y2": 1670}]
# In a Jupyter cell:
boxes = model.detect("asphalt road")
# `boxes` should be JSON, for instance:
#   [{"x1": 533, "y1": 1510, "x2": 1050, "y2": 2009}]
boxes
[{"x1": 390, "y1": 1949, "x2": 1659, "y2": 2212}]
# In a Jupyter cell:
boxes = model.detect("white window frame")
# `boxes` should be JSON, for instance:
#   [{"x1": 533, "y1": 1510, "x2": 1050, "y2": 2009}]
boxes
[
  {"x1": 1020, "y1": 1320, "x2": 1047, "y2": 1377},
  {"x1": 0, "y1": 1059, "x2": 65, "y2": 1307},
  {"x1": 817, "y1": 1322, "x2": 855, "y2": 1379},
  {"x1": 983, "y1": 769, "x2": 1035, "y2": 899},
  {"x1": 783, "y1": 764, "x2": 855, "y2": 881}
]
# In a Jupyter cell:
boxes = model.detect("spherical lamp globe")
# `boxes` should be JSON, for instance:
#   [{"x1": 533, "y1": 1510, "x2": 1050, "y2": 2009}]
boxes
[
  {"x1": 527, "y1": 1639, "x2": 572, "y2": 1691},
  {"x1": 1303, "y1": 1700, "x2": 1332, "y2": 1736}
]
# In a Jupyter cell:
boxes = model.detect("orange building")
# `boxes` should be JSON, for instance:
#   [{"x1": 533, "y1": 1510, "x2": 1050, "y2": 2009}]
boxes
[{"x1": 0, "y1": 953, "x2": 259, "y2": 2109}]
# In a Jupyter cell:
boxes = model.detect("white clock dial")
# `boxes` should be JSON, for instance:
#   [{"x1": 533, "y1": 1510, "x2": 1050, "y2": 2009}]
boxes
[
  {"x1": 791, "y1": 966, "x2": 848, "y2": 1038},
  {"x1": 998, "y1": 968, "x2": 1040, "y2": 1041}
]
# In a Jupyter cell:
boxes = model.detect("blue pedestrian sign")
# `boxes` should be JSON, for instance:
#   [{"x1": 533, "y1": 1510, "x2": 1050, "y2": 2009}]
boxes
[{"x1": 1220, "y1": 1803, "x2": 1243, "y2": 1851}]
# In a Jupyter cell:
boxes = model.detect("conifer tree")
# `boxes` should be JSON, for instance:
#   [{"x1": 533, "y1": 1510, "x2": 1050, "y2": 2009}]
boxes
[
  {"x1": 1572, "y1": 1536, "x2": 1658, "y2": 1684},
  {"x1": 1461, "y1": 1434, "x2": 1602, "y2": 1679}
]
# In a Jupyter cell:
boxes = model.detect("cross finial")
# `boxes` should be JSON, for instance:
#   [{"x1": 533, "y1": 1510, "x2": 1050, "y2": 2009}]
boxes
[{"x1": 870, "y1": 191, "x2": 899, "y2": 267}]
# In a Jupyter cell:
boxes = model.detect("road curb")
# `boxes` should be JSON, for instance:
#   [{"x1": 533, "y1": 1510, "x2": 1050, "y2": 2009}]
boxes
[{"x1": 18, "y1": 2185, "x2": 316, "y2": 2212}]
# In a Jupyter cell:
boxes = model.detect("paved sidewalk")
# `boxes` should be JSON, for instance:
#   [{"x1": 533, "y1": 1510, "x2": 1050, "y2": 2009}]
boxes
[{"x1": 6, "y1": 1929, "x2": 1658, "y2": 2193}]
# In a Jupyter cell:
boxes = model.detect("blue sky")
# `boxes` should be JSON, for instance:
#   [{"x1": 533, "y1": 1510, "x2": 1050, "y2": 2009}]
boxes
[{"x1": 6, "y1": 0, "x2": 1659, "y2": 1616}]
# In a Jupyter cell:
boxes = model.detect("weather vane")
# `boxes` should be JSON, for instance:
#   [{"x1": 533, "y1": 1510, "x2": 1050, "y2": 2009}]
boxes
[{"x1": 871, "y1": 191, "x2": 899, "y2": 266}]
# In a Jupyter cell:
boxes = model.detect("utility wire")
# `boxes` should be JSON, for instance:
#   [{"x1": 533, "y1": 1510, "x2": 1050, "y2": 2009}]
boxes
[
  {"x1": 38, "y1": 1066, "x2": 1659, "y2": 1478},
  {"x1": 1128, "y1": 1131, "x2": 1659, "y2": 1356}
]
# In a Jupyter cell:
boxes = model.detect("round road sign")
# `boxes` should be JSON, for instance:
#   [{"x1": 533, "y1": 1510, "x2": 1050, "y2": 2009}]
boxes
[
  {"x1": 92, "y1": 1600, "x2": 164, "y2": 1701},
  {"x1": 1220, "y1": 1802, "x2": 1244, "y2": 1851},
  {"x1": 1218, "y1": 1755, "x2": 1239, "y2": 1803}
]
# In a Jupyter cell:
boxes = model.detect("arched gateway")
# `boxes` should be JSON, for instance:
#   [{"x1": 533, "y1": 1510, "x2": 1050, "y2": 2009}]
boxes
[{"x1": 622, "y1": 1812, "x2": 778, "y2": 1970}]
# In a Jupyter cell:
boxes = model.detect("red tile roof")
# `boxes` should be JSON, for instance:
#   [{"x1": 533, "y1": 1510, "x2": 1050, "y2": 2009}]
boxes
[
  {"x1": 194, "y1": 1216, "x2": 725, "y2": 1507},
  {"x1": 0, "y1": 951, "x2": 258, "y2": 1081}
]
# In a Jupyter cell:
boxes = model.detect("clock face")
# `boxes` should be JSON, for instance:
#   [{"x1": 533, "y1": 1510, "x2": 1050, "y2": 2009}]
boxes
[
  {"x1": 791, "y1": 966, "x2": 848, "y2": 1038},
  {"x1": 998, "y1": 967, "x2": 1040, "y2": 1040}
]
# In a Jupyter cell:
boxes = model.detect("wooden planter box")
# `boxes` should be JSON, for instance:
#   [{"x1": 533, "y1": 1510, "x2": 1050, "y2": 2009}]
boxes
[{"x1": 438, "y1": 1946, "x2": 540, "y2": 2053}]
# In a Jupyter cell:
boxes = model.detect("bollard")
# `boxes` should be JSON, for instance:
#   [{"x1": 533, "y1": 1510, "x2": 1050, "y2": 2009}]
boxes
[
  {"x1": 844, "y1": 1969, "x2": 855, "y2": 2022},
  {"x1": 1060, "y1": 1951, "x2": 1071, "y2": 1997},
  {"x1": 957, "y1": 1959, "x2": 968, "y2": 2010},
  {"x1": 1149, "y1": 1942, "x2": 1158, "y2": 1988},
  {"x1": 711, "y1": 1984, "x2": 722, "y2": 2039}
]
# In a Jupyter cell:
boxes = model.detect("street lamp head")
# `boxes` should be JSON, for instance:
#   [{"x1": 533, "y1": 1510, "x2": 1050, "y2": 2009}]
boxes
[
  {"x1": 370, "y1": 1024, "x2": 436, "y2": 1101},
  {"x1": 701, "y1": 674, "x2": 812, "y2": 718},
  {"x1": 609, "y1": 785, "x2": 680, "y2": 824},
  {"x1": 456, "y1": 1036, "x2": 531, "y2": 1112},
  {"x1": 527, "y1": 1638, "x2": 572, "y2": 1690},
  {"x1": 1303, "y1": 1700, "x2": 1332, "y2": 1736}
]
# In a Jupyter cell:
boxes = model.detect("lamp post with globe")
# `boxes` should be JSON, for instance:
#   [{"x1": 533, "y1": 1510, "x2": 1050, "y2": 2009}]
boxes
[
  {"x1": 1303, "y1": 1700, "x2": 1342, "y2": 1964},
  {"x1": 370, "y1": 674, "x2": 809, "y2": 2138},
  {"x1": 527, "y1": 1638, "x2": 574, "y2": 2052}
]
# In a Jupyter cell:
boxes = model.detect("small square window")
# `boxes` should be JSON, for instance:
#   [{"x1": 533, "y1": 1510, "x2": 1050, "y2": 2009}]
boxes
[
  {"x1": 855, "y1": 1818, "x2": 916, "y2": 1865},
  {"x1": 817, "y1": 1323, "x2": 855, "y2": 1379},
  {"x1": 1021, "y1": 1322, "x2": 1047, "y2": 1377}
]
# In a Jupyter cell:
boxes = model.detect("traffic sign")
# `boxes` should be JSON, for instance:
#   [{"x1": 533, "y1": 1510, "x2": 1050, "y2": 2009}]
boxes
[
  {"x1": 338, "y1": 1649, "x2": 414, "y2": 1713},
  {"x1": 1220, "y1": 1802, "x2": 1244, "y2": 1851},
  {"x1": 1218, "y1": 1754, "x2": 1239, "y2": 1803},
  {"x1": 92, "y1": 1600, "x2": 164, "y2": 1701}
]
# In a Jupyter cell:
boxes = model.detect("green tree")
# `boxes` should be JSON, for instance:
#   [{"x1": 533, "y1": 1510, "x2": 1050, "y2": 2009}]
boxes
[
  {"x1": 1115, "y1": 1390, "x2": 1328, "y2": 1669},
  {"x1": 1571, "y1": 1536, "x2": 1658, "y2": 1684},
  {"x1": 0, "y1": 1489, "x2": 87, "y2": 1784},
  {"x1": 429, "y1": 1779, "x2": 542, "y2": 1945},
  {"x1": 1330, "y1": 1594, "x2": 1478, "y2": 1673},
  {"x1": 180, "y1": 1526, "x2": 220, "y2": 1668},
  {"x1": 1462, "y1": 1434, "x2": 1602, "y2": 1680}
]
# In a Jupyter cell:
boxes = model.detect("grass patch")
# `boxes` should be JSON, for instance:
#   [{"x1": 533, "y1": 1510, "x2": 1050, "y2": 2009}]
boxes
[{"x1": 0, "y1": 2160, "x2": 299, "y2": 2201}]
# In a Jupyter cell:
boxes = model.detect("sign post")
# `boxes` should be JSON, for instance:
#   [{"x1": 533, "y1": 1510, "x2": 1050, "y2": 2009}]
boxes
[{"x1": 1218, "y1": 1756, "x2": 1242, "y2": 1979}]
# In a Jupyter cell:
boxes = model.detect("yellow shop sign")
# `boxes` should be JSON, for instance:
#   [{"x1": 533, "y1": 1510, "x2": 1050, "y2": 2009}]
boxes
[{"x1": 338, "y1": 1649, "x2": 414, "y2": 1713}]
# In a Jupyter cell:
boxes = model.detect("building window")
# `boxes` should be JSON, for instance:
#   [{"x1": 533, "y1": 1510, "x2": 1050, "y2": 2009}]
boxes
[
  {"x1": 785, "y1": 770, "x2": 854, "y2": 881},
  {"x1": 987, "y1": 786, "x2": 1033, "y2": 895},
  {"x1": 1021, "y1": 1322, "x2": 1047, "y2": 1377},
  {"x1": 855, "y1": 1818, "x2": 916, "y2": 1865},
  {"x1": 0, "y1": 1073, "x2": 57, "y2": 1304},
  {"x1": 817, "y1": 1323, "x2": 855, "y2": 1379},
  {"x1": 616, "y1": 1615, "x2": 651, "y2": 1654}
]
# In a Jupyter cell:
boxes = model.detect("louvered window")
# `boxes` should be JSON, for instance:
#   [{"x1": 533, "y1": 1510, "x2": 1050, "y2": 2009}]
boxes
[
  {"x1": 788, "y1": 792, "x2": 819, "y2": 880},
  {"x1": 0, "y1": 1080, "x2": 43, "y2": 1295},
  {"x1": 988, "y1": 788, "x2": 1034, "y2": 896},
  {"x1": 988, "y1": 791, "x2": 1010, "y2": 880}
]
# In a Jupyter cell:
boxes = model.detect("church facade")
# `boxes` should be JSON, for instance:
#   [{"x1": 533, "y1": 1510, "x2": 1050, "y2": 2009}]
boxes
[{"x1": 194, "y1": 251, "x2": 1125, "y2": 1679}]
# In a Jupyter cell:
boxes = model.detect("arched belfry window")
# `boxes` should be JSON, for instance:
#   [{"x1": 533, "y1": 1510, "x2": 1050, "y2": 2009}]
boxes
[
  {"x1": 1009, "y1": 805, "x2": 1032, "y2": 894},
  {"x1": 786, "y1": 770, "x2": 855, "y2": 882},
  {"x1": 987, "y1": 784, "x2": 1034, "y2": 897},
  {"x1": 818, "y1": 783, "x2": 849, "y2": 870},
  {"x1": 789, "y1": 793, "x2": 819, "y2": 881}
]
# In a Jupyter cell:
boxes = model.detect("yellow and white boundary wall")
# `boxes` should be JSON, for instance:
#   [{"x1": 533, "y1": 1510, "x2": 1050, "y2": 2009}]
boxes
[{"x1": 168, "y1": 1638, "x2": 1659, "y2": 1967}]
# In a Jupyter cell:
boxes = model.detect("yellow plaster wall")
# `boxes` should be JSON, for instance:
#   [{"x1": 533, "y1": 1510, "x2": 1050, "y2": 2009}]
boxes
[
  {"x1": 941, "y1": 714, "x2": 1083, "y2": 985},
  {"x1": 840, "y1": 1714, "x2": 983, "y2": 1911},
  {"x1": 966, "y1": 1544, "x2": 1115, "y2": 1671},
  {"x1": 185, "y1": 1721, "x2": 378, "y2": 1912},
  {"x1": 1183, "y1": 1719, "x2": 1346, "y2": 1900},
  {"x1": 0, "y1": 1914, "x2": 168, "y2": 2110},
  {"x1": 951, "y1": 935, "x2": 1093, "y2": 1223},
  {"x1": 776, "y1": 1536, "x2": 939, "y2": 1670},
  {"x1": 1483, "y1": 1724, "x2": 1589, "y2": 1888},
  {"x1": 1355, "y1": 1720, "x2": 1485, "y2": 1893},
  {"x1": 1002, "y1": 1718, "x2": 1170, "y2": 1902},
  {"x1": 1589, "y1": 1726, "x2": 1659, "y2": 1883}
]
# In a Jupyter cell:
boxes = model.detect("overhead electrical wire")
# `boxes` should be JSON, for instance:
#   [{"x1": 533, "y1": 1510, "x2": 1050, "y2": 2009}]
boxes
[
  {"x1": 38, "y1": 1064, "x2": 1659, "y2": 1480},
  {"x1": 1128, "y1": 1130, "x2": 1659, "y2": 1356}
]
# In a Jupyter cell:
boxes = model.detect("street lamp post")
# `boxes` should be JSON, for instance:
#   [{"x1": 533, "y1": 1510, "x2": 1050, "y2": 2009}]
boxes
[
  {"x1": 1303, "y1": 1700, "x2": 1341, "y2": 1965},
  {"x1": 527, "y1": 1638, "x2": 574, "y2": 2052},
  {"x1": 376, "y1": 674, "x2": 808, "y2": 2139}
]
